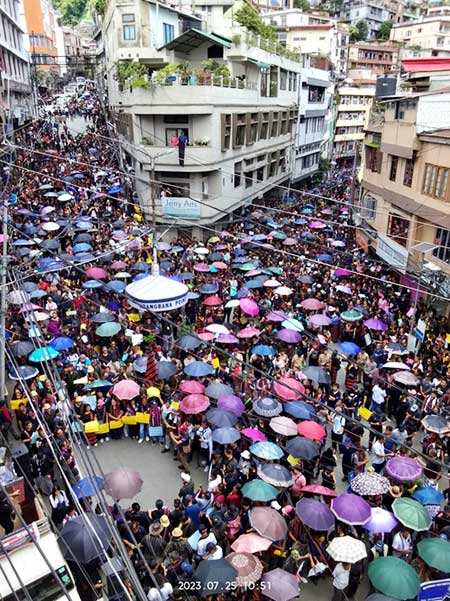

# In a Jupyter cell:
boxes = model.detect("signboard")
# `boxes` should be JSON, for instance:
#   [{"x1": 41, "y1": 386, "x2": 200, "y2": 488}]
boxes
[
  {"x1": 376, "y1": 234, "x2": 409, "y2": 273},
  {"x1": 415, "y1": 318, "x2": 427, "y2": 342},
  {"x1": 161, "y1": 197, "x2": 201, "y2": 219},
  {"x1": 356, "y1": 230, "x2": 369, "y2": 253},
  {"x1": 128, "y1": 294, "x2": 188, "y2": 313},
  {"x1": 419, "y1": 578, "x2": 450, "y2": 601}
]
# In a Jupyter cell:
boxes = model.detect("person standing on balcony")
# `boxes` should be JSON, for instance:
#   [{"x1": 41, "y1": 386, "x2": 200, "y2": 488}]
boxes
[{"x1": 178, "y1": 130, "x2": 188, "y2": 166}]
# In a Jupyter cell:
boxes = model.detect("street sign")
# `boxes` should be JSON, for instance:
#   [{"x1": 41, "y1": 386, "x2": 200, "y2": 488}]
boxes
[
  {"x1": 415, "y1": 318, "x2": 427, "y2": 342},
  {"x1": 419, "y1": 578, "x2": 450, "y2": 601}
]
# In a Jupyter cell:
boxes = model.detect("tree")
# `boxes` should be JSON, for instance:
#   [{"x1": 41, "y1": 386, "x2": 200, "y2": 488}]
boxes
[
  {"x1": 52, "y1": 0, "x2": 89, "y2": 25},
  {"x1": 293, "y1": 0, "x2": 310, "y2": 11},
  {"x1": 350, "y1": 20, "x2": 368, "y2": 42},
  {"x1": 234, "y1": 4, "x2": 277, "y2": 41},
  {"x1": 376, "y1": 20, "x2": 393, "y2": 40}
]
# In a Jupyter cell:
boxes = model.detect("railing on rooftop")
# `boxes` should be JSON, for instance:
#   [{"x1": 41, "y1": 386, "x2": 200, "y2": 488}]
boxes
[{"x1": 122, "y1": 74, "x2": 258, "y2": 91}]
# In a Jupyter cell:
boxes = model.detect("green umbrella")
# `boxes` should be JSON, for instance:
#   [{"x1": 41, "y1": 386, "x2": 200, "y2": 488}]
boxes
[
  {"x1": 240, "y1": 263, "x2": 257, "y2": 271},
  {"x1": 273, "y1": 231, "x2": 287, "y2": 240},
  {"x1": 96, "y1": 322, "x2": 121, "y2": 337},
  {"x1": 241, "y1": 479, "x2": 278, "y2": 502},
  {"x1": 368, "y1": 557, "x2": 421, "y2": 600},
  {"x1": 418, "y1": 538, "x2": 450, "y2": 573},
  {"x1": 85, "y1": 380, "x2": 113, "y2": 390},
  {"x1": 268, "y1": 266, "x2": 284, "y2": 275},
  {"x1": 392, "y1": 498, "x2": 431, "y2": 531},
  {"x1": 28, "y1": 346, "x2": 59, "y2": 362},
  {"x1": 341, "y1": 310, "x2": 363, "y2": 322}
]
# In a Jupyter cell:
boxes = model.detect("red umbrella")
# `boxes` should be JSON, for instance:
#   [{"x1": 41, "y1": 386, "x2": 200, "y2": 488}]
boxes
[
  {"x1": 86, "y1": 267, "x2": 108, "y2": 279},
  {"x1": 300, "y1": 484, "x2": 337, "y2": 497},
  {"x1": 203, "y1": 296, "x2": 223, "y2": 306},
  {"x1": 300, "y1": 298, "x2": 324, "y2": 311},
  {"x1": 241, "y1": 428, "x2": 267, "y2": 441},
  {"x1": 180, "y1": 394, "x2": 210, "y2": 414},
  {"x1": 273, "y1": 377, "x2": 305, "y2": 401},
  {"x1": 180, "y1": 380, "x2": 205, "y2": 394},
  {"x1": 297, "y1": 420, "x2": 326, "y2": 441}
]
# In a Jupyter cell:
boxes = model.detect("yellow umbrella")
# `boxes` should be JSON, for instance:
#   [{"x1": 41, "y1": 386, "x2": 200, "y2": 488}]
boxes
[
  {"x1": 208, "y1": 236, "x2": 220, "y2": 243},
  {"x1": 147, "y1": 386, "x2": 160, "y2": 398}
]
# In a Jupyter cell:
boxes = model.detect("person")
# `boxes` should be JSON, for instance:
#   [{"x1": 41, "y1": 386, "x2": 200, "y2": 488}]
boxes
[
  {"x1": 142, "y1": 521, "x2": 167, "y2": 562},
  {"x1": 178, "y1": 131, "x2": 187, "y2": 166},
  {"x1": 370, "y1": 383, "x2": 387, "y2": 413},
  {"x1": 0, "y1": 489, "x2": 17, "y2": 535},
  {"x1": 371, "y1": 435, "x2": 389, "y2": 473},
  {"x1": 392, "y1": 528, "x2": 412, "y2": 561},
  {"x1": 330, "y1": 400, "x2": 346, "y2": 453},
  {"x1": 49, "y1": 485, "x2": 69, "y2": 526},
  {"x1": 332, "y1": 562, "x2": 351, "y2": 601}
]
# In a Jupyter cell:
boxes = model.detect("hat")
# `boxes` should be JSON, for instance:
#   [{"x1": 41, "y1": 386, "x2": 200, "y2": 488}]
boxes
[
  {"x1": 240, "y1": 450, "x2": 250, "y2": 460},
  {"x1": 43, "y1": 403, "x2": 51, "y2": 410},
  {"x1": 160, "y1": 515, "x2": 170, "y2": 528},
  {"x1": 271, "y1": 500, "x2": 282, "y2": 511},
  {"x1": 172, "y1": 527, "x2": 183, "y2": 538},
  {"x1": 181, "y1": 472, "x2": 191, "y2": 483},
  {"x1": 290, "y1": 549, "x2": 301, "y2": 560},
  {"x1": 150, "y1": 522, "x2": 162, "y2": 535},
  {"x1": 389, "y1": 485, "x2": 402, "y2": 498},
  {"x1": 181, "y1": 562, "x2": 193, "y2": 575}
]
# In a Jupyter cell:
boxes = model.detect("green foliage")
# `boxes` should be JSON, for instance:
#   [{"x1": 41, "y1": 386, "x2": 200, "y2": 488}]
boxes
[
  {"x1": 293, "y1": 0, "x2": 310, "y2": 10},
  {"x1": 154, "y1": 63, "x2": 180, "y2": 83},
  {"x1": 376, "y1": 20, "x2": 393, "y2": 40},
  {"x1": 202, "y1": 59, "x2": 230, "y2": 78},
  {"x1": 93, "y1": 0, "x2": 106, "y2": 14},
  {"x1": 234, "y1": 4, "x2": 276, "y2": 41},
  {"x1": 115, "y1": 61, "x2": 150, "y2": 88},
  {"x1": 53, "y1": 0, "x2": 89, "y2": 25},
  {"x1": 350, "y1": 20, "x2": 368, "y2": 41},
  {"x1": 35, "y1": 67, "x2": 50, "y2": 86}
]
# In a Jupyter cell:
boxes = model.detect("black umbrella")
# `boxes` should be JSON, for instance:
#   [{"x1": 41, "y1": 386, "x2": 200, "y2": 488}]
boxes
[
  {"x1": 91, "y1": 312, "x2": 116, "y2": 324},
  {"x1": 285, "y1": 437, "x2": 320, "y2": 460},
  {"x1": 193, "y1": 559, "x2": 237, "y2": 597},
  {"x1": 301, "y1": 366, "x2": 330, "y2": 385},
  {"x1": 73, "y1": 233, "x2": 92, "y2": 243},
  {"x1": 59, "y1": 514, "x2": 112, "y2": 564},
  {"x1": 10, "y1": 341, "x2": 35, "y2": 357},
  {"x1": 206, "y1": 408, "x2": 238, "y2": 428},
  {"x1": 41, "y1": 239, "x2": 60, "y2": 250}
]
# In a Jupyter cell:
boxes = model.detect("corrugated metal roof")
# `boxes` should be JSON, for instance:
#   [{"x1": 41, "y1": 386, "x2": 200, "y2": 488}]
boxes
[{"x1": 160, "y1": 29, "x2": 232, "y2": 53}]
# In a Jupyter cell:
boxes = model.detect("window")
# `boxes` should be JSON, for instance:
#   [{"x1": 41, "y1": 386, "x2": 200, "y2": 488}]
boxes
[
  {"x1": 433, "y1": 227, "x2": 450, "y2": 264},
  {"x1": 361, "y1": 194, "x2": 376, "y2": 221},
  {"x1": 308, "y1": 85, "x2": 325, "y2": 103},
  {"x1": 122, "y1": 14, "x2": 136, "y2": 41},
  {"x1": 3, "y1": 565, "x2": 75, "y2": 601},
  {"x1": 387, "y1": 213, "x2": 409, "y2": 247},
  {"x1": 245, "y1": 171, "x2": 253, "y2": 188},
  {"x1": 366, "y1": 146, "x2": 382, "y2": 173},
  {"x1": 394, "y1": 101, "x2": 405, "y2": 120},
  {"x1": 235, "y1": 113, "x2": 246, "y2": 146},
  {"x1": 163, "y1": 23, "x2": 175, "y2": 45},
  {"x1": 280, "y1": 69, "x2": 287, "y2": 91},
  {"x1": 221, "y1": 114, "x2": 231, "y2": 150},
  {"x1": 423, "y1": 163, "x2": 449, "y2": 199},
  {"x1": 403, "y1": 156, "x2": 415, "y2": 187},
  {"x1": 248, "y1": 113, "x2": 259, "y2": 144},
  {"x1": 163, "y1": 115, "x2": 188, "y2": 123},
  {"x1": 389, "y1": 155, "x2": 399, "y2": 181},
  {"x1": 260, "y1": 113, "x2": 269, "y2": 140},
  {"x1": 256, "y1": 167, "x2": 265, "y2": 182},
  {"x1": 271, "y1": 113, "x2": 279, "y2": 138},
  {"x1": 234, "y1": 161, "x2": 242, "y2": 187}
]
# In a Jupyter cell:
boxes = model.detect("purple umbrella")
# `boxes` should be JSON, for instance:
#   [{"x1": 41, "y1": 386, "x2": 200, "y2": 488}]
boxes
[
  {"x1": 331, "y1": 493, "x2": 371, "y2": 525},
  {"x1": 266, "y1": 310, "x2": 289, "y2": 322},
  {"x1": 364, "y1": 507, "x2": 398, "y2": 534},
  {"x1": 260, "y1": 568, "x2": 299, "y2": 601},
  {"x1": 218, "y1": 394, "x2": 245, "y2": 416},
  {"x1": 364, "y1": 318, "x2": 388, "y2": 331},
  {"x1": 334, "y1": 268, "x2": 352, "y2": 277},
  {"x1": 217, "y1": 333, "x2": 239, "y2": 344},
  {"x1": 385, "y1": 457, "x2": 423, "y2": 482},
  {"x1": 277, "y1": 329, "x2": 302, "y2": 343},
  {"x1": 336, "y1": 285, "x2": 352, "y2": 295},
  {"x1": 295, "y1": 498, "x2": 334, "y2": 531},
  {"x1": 309, "y1": 313, "x2": 332, "y2": 326}
]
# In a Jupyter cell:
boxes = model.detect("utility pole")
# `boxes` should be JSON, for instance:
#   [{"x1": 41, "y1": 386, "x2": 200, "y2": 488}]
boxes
[
  {"x1": 350, "y1": 141, "x2": 360, "y2": 207},
  {"x1": 0, "y1": 183, "x2": 8, "y2": 405}
]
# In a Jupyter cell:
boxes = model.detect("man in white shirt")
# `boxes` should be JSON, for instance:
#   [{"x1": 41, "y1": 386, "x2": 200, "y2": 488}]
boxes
[
  {"x1": 196, "y1": 525, "x2": 217, "y2": 559},
  {"x1": 370, "y1": 384, "x2": 387, "y2": 412},
  {"x1": 371, "y1": 435, "x2": 389, "y2": 473},
  {"x1": 392, "y1": 529, "x2": 412, "y2": 560},
  {"x1": 332, "y1": 562, "x2": 350, "y2": 601}
]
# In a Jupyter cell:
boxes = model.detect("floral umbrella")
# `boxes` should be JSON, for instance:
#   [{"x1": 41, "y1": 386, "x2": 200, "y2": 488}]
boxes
[
  {"x1": 350, "y1": 472, "x2": 391, "y2": 496},
  {"x1": 225, "y1": 553, "x2": 263, "y2": 587}
]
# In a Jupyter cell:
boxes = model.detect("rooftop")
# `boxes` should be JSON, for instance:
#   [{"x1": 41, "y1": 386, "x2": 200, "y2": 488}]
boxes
[{"x1": 402, "y1": 57, "x2": 450, "y2": 73}]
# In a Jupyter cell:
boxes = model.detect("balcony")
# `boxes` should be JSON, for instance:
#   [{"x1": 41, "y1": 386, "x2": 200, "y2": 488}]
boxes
[{"x1": 226, "y1": 30, "x2": 300, "y2": 64}]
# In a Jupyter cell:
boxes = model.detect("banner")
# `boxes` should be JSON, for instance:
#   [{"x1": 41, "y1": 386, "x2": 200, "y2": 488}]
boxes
[
  {"x1": 136, "y1": 412, "x2": 150, "y2": 424},
  {"x1": 97, "y1": 423, "x2": 110, "y2": 435},
  {"x1": 122, "y1": 415, "x2": 137, "y2": 425},
  {"x1": 419, "y1": 578, "x2": 450, "y2": 601},
  {"x1": 10, "y1": 399, "x2": 27, "y2": 411},
  {"x1": 84, "y1": 420, "x2": 99, "y2": 434},
  {"x1": 109, "y1": 419, "x2": 123, "y2": 430}
]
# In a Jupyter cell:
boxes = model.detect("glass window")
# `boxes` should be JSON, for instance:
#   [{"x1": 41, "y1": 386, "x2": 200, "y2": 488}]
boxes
[
  {"x1": 389, "y1": 155, "x2": 398, "y2": 181},
  {"x1": 433, "y1": 228, "x2": 450, "y2": 264},
  {"x1": 387, "y1": 213, "x2": 409, "y2": 247},
  {"x1": 403, "y1": 157, "x2": 415, "y2": 187},
  {"x1": 234, "y1": 161, "x2": 242, "y2": 187},
  {"x1": 3, "y1": 566, "x2": 75, "y2": 601},
  {"x1": 422, "y1": 163, "x2": 449, "y2": 199},
  {"x1": 163, "y1": 23, "x2": 175, "y2": 45},
  {"x1": 123, "y1": 14, "x2": 136, "y2": 41}
]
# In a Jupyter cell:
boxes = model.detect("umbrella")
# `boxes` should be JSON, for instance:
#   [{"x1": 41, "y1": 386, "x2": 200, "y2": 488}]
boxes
[
  {"x1": 277, "y1": 329, "x2": 301, "y2": 343},
  {"x1": 72, "y1": 476, "x2": 104, "y2": 499},
  {"x1": 366, "y1": 596, "x2": 396, "y2": 601},
  {"x1": 308, "y1": 314, "x2": 332, "y2": 327},
  {"x1": 273, "y1": 377, "x2": 305, "y2": 401},
  {"x1": 269, "y1": 416, "x2": 297, "y2": 437},
  {"x1": 266, "y1": 310, "x2": 289, "y2": 322},
  {"x1": 205, "y1": 408, "x2": 238, "y2": 428},
  {"x1": 250, "y1": 441, "x2": 283, "y2": 460},
  {"x1": 104, "y1": 468, "x2": 143, "y2": 499},
  {"x1": 300, "y1": 484, "x2": 337, "y2": 497},
  {"x1": 112, "y1": 380, "x2": 140, "y2": 400},
  {"x1": 237, "y1": 327, "x2": 261, "y2": 338},
  {"x1": 350, "y1": 472, "x2": 391, "y2": 496},
  {"x1": 326, "y1": 536, "x2": 367, "y2": 563},
  {"x1": 86, "y1": 267, "x2": 108, "y2": 279},
  {"x1": 385, "y1": 457, "x2": 423, "y2": 482},
  {"x1": 341, "y1": 310, "x2": 363, "y2": 322},
  {"x1": 392, "y1": 497, "x2": 432, "y2": 531},
  {"x1": 203, "y1": 295, "x2": 222, "y2": 306},
  {"x1": 297, "y1": 420, "x2": 326, "y2": 440},
  {"x1": 106, "y1": 280, "x2": 126, "y2": 293},
  {"x1": 284, "y1": 400, "x2": 315, "y2": 420},
  {"x1": 96, "y1": 322, "x2": 121, "y2": 337},
  {"x1": 231, "y1": 533, "x2": 272, "y2": 553},
  {"x1": 285, "y1": 437, "x2": 319, "y2": 460},
  {"x1": 205, "y1": 323, "x2": 229, "y2": 334},
  {"x1": 225, "y1": 552, "x2": 263, "y2": 587},
  {"x1": 301, "y1": 366, "x2": 330, "y2": 385},
  {"x1": 240, "y1": 298, "x2": 259, "y2": 316},
  {"x1": 9, "y1": 365, "x2": 39, "y2": 380},
  {"x1": 157, "y1": 361, "x2": 177, "y2": 380},
  {"x1": 249, "y1": 507, "x2": 288, "y2": 541},
  {"x1": 28, "y1": 346, "x2": 59, "y2": 362},
  {"x1": 417, "y1": 538, "x2": 450, "y2": 573},
  {"x1": 301, "y1": 298, "x2": 323, "y2": 310},
  {"x1": 241, "y1": 427, "x2": 267, "y2": 441},
  {"x1": 364, "y1": 318, "x2": 388, "y2": 331},
  {"x1": 241, "y1": 479, "x2": 278, "y2": 502},
  {"x1": 10, "y1": 341, "x2": 35, "y2": 357},
  {"x1": 184, "y1": 360, "x2": 215, "y2": 378},
  {"x1": 217, "y1": 394, "x2": 245, "y2": 416},
  {"x1": 59, "y1": 515, "x2": 112, "y2": 563},
  {"x1": 331, "y1": 493, "x2": 371, "y2": 525},
  {"x1": 90, "y1": 312, "x2": 116, "y2": 324},
  {"x1": 364, "y1": 507, "x2": 398, "y2": 534},
  {"x1": 296, "y1": 498, "x2": 334, "y2": 531},
  {"x1": 84, "y1": 380, "x2": 113, "y2": 390},
  {"x1": 257, "y1": 463, "x2": 293, "y2": 487},
  {"x1": 368, "y1": 557, "x2": 421, "y2": 600},
  {"x1": 260, "y1": 569, "x2": 298, "y2": 601},
  {"x1": 180, "y1": 394, "x2": 210, "y2": 414},
  {"x1": 338, "y1": 341, "x2": 361, "y2": 354},
  {"x1": 211, "y1": 427, "x2": 241, "y2": 444},
  {"x1": 411, "y1": 486, "x2": 444, "y2": 505},
  {"x1": 49, "y1": 336, "x2": 75, "y2": 351},
  {"x1": 132, "y1": 357, "x2": 147, "y2": 373},
  {"x1": 193, "y1": 558, "x2": 237, "y2": 596},
  {"x1": 421, "y1": 414, "x2": 449, "y2": 434},
  {"x1": 252, "y1": 344, "x2": 276, "y2": 356},
  {"x1": 205, "y1": 383, "x2": 233, "y2": 399},
  {"x1": 178, "y1": 335, "x2": 202, "y2": 350},
  {"x1": 180, "y1": 380, "x2": 205, "y2": 394},
  {"x1": 253, "y1": 397, "x2": 282, "y2": 417},
  {"x1": 382, "y1": 361, "x2": 409, "y2": 370},
  {"x1": 393, "y1": 371, "x2": 420, "y2": 386},
  {"x1": 217, "y1": 333, "x2": 238, "y2": 344}
]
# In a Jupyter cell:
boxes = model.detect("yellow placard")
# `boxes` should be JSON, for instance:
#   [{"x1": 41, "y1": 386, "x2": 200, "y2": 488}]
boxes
[
  {"x1": 136, "y1": 412, "x2": 150, "y2": 424},
  {"x1": 123, "y1": 415, "x2": 137, "y2": 425},
  {"x1": 11, "y1": 399, "x2": 28, "y2": 411},
  {"x1": 97, "y1": 422, "x2": 110, "y2": 434},
  {"x1": 358, "y1": 406, "x2": 372, "y2": 421},
  {"x1": 211, "y1": 358, "x2": 220, "y2": 369},
  {"x1": 109, "y1": 419, "x2": 123, "y2": 430},
  {"x1": 84, "y1": 420, "x2": 99, "y2": 434},
  {"x1": 287, "y1": 454, "x2": 301, "y2": 466},
  {"x1": 446, "y1": 333, "x2": 450, "y2": 344},
  {"x1": 171, "y1": 401, "x2": 180, "y2": 411}
]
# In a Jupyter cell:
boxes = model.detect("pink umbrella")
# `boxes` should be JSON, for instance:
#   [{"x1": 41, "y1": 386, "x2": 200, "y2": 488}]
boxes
[
  {"x1": 112, "y1": 380, "x2": 140, "y2": 400},
  {"x1": 309, "y1": 314, "x2": 332, "y2": 326},
  {"x1": 198, "y1": 332, "x2": 215, "y2": 341},
  {"x1": 212, "y1": 261, "x2": 227, "y2": 270},
  {"x1": 283, "y1": 238, "x2": 298, "y2": 246},
  {"x1": 205, "y1": 323, "x2": 229, "y2": 334},
  {"x1": 104, "y1": 468, "x2": 143, "y2": 499},
  {"x1": 297, "y1": 420, "x2": 326, "y2": 441},
  {"x1": 86, "y1": 267, "x2": 108, "y2": 279},
  {"x1": 217, "y1": 333, "x2": 239, "y2": 344},
  {"x1": 269, "y1": 416, "x2": 297, "y2": 437},
  {"x1": 237, "y1": 327, "x2": 261, "y2": 338},
  {"x1": 309, "y1": 220, "x2": 326, "y2": 229},
  {"x1": 225, "y1": 552, "x2": 263, "y2": 587},
  {"x1": 336, "y1": 285, "x2": 352, "y2": 295},
  {"x1": 218, "y1": 393, "x2": 245, "y2": 416},
  {"x1": 180, "y1": 394, "x2": 210, "y2": 414},
  {"x1": 240, "y1": 298, "x2": 259, "y2": 316},
  {"x1": 180, "y1": 380, "x2": 205, "y2": 394},
  {"x1": 19, "y1": 303, "x2": 42, "y2": 313},
  {"x1": 194, "y1": 262, "x2": 210, "y2": 272},
  {"x1": 300, "y1": 484, "x2": 337, "y2": 497},
  {"x1": 273, "y1": 377, "x2": 305, "y2": 401},
  {"x1": 203, "y1": 296, "x2": 223, "y2": 306},
  {"x1": 300, "y1": 298, "x2": 324, "y2": 311},
  {"x1": 334, "y1": 268, "x2": 352, "y2": 277},
  {"x1": 266, "y1": 310, "x2": 289, "y2": 322},
  {"x1": 231, "y1": 533, "x2": 272, "y2": 553},
  {"x1": 111, "y1": 261, "x2": 127, "y2": 270},
  {"x1": 241, "y1": 428, "x2": 267, "y2": 441}
]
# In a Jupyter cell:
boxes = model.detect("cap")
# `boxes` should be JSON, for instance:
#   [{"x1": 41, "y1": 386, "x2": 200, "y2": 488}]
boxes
[
  {"x1": 172, "y1": 527, "x2": 183, "y2": 538},
  {"x1": 181, "y1": 562, "x2": 193, "y2": 574}
]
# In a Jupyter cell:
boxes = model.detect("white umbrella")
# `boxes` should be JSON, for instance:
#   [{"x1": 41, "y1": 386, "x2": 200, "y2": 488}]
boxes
[
  {"x1": 194, "y1": 247, "x2": 209, "y2": 255},
  {"x1": 274, "y1": 286, "x2": 293, "y2": 296},
  {"x1": 382, "y1": 362, "x2": 410, "y2": 370},
  {"x1": 225, "y1": 300, "x2": 240, "y2": 308},
  {"x1": 326, "y1": 536, "x2": 367, "y2": 563},
  {"x1": 205, "y1": 323, "x2": 230, "y2": 334},
  {"x1": 115, "y1": 272, "x2": 131, "y2": 279},
  {"x1": 264, "y1": 279, "x2": 281, "y2": 287},
  {"x1": 393, "y1": 371, "x2": 420, "y2": 386},
  {"x1": 27, "y1": 311, "x2": 50, "y2": 321},
  {"x1": 125, "y1": 271, "x2": 188, "y2": 313},
  {"x1": 41, "y1": 222, "x2": 60, "y2": 232},
  {"x1": 58, "y1": 193, "x2": 73, "y2": 202},
  {"x1": 8, "y1": 290, "x2": 30, "y2": 305}
]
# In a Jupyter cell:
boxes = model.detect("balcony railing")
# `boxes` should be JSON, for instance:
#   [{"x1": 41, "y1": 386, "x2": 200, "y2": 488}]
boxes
[{"x1": 122, "y1": 74, "x2": 257, "y2": 91}]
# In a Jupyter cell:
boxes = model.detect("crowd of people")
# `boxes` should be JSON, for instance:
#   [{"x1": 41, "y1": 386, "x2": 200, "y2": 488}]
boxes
[{"x1": 1, "y1": 88, "x2": 450, "y2": 601}]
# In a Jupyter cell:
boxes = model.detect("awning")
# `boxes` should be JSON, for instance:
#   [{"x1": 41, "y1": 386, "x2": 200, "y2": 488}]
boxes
[
  {"x1": 160, "y1": 29, "x2": 232, "y2": 53},
  {"x1": 307, "y1": 77, "x2": 329, "y2": 87},
  {"x1": 365, "y1": 141, "x2": 381, "y2": 148}
]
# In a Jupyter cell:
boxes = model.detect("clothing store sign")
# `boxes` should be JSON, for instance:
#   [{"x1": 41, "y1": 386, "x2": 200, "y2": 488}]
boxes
[
  {"x1": 376, "y1": 234, "x2": 409, "y2": 273},
  {"x1": 419, "y1": 578, "x2": 450, "y2": 601},
  {"x1": 161, "y1": 197, "x2": 201, "y2": 219}
]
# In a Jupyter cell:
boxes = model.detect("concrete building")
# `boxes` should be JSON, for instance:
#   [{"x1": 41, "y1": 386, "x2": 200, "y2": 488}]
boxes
[
  {"x1": 390, "y1": 17, "x2": 450, "y2": 57},
  {"x1": 22, "y1": 0, "x2": 60, "y2": 74},
  {"x1": 347, "y1": 41, "x2": 399, "y2": 75},
  {"x1": 104, "y1": 0, "x2": 301, "y2": 226},
  {"x1": 0, "y1": 0, "x2": 33, "y2": 131},
  {"x1": 340, "y1": 0, "x2": 402, "y2": 39}
]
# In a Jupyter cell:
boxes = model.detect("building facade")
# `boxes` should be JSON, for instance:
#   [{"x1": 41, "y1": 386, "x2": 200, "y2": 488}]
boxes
[
  {"x1": 390, "y1": 17, "x2": 450, "y2": 57},
  {"x1": 340, "y1": 0, "x2": 402, "y2": 39},
  {"x1": 347, "y1": 41, "x2": 399, "y2": 74},
  {"x1": 23, "y1": 0, "x2": 60, "y2": 74},
  {"x1": 0, "y1": 0, "x2": 33, "y2": 131}
]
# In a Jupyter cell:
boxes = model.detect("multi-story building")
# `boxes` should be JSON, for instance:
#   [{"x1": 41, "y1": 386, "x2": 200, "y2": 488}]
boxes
[
  {"x1": 104, "y1": 0, "x2": 301, "y2": 227},
  {"x1": 22, "y1": 0, "x2": 60, "y2": 74},
  {"x1": 390, "y1": 16, "x2": 450, "y2": 57},
  {"x1": 0, "y1": 0, "x2": 33, "y2": 131},
  {"x1": 332, "y1": 82, "x2": 375, "y2": 165},
  {"x1": 347, "y1": 41, "x2": 399, "y2": 74},
  {"x1": 340, "y1": 0, "x2": 401, "y2": 39}
]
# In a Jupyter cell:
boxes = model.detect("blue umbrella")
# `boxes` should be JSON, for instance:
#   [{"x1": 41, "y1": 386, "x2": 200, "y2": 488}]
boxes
[
  {"x1": 106, "y1": 280, "x2": 126, "y2": 293},
  {"x1": 157, "y1": 361, "x2": 177, "y2": 380},
  {"x1": 412, "y1": 487, "x2": 444, "y2": 505},
  {"x1": 236, "y1": 289, "x2": 249, "y2": 298},
  {"x1": 252, "y1": 345, "x2": 276, "y2": 357},
  {"x1": 338, "y1": 341, "x2": 361, "y2": 355},
  {"x1": 75, "y1": 221, "x2": 93, "y2": 230},
  {"x1": 9, "y1": 365, "x2": 39, "y2": 380},
  {"x1": 74, "y1": 254, "x2": 95, "y2": 263},
  {"x1": 132, "y1": 356, "x2": 147, "y2": 373},
  {"x1": 180, "y1": 272, "x2": 194, "y2": 280},
  {"x1": 199, "y1": 283, "x2": 219, "y2": 294},
  {"x1": 317, "y1": 254, "x2": 332, "y2": 262},
  {"x1": 72, "y1": 476, "x2": 104, "y2": 499},
  {"x1": 184, "y1": 361, "x2": 215, "y2": 377},
  {"x1": 294, "y1": 218, "x2": 308, "y2": 225},
  {"x1": 170, "y1": 245, "x2": 184, "y2": 253},
  {"x1": 29, "y1": 347, "x2": 59, "y2": 362},
  {"x1": 246, "y1": 279, "x2": 264, "y2": 289},
  {"x1": 285, "y1": 401, "x2": 316, "y2": 420},
  {"x1": 212, "y1": 427, "x2": 241, "y2": 444},
  {"x1": 38, "y1": 261, "x2": 66, "y2": 273},
  {"x1": 301, "y1": 208, "x2": 313, "y2": 214},
  {"x1": 50, "y1": 336, "x2": 75, "y2": 351},
  {"x1": 22, "y1": 282, "x2": 38, "y2": 293},
  {"x1": 205, "y1": 408, "x2": 238, "y2": 428},
  {"x1": 301, "y1": 232, "x2": 316, "y2": 240},
  {"x1": 187, "y1": 292, "x2": 200, "y2": 300},
  {"x1": 82, "y1": 396, "x2": 97, "y2": 409},
  {"x1": 208, "y1": 252, "x2": 223, "y2": 261},
  {"x1": 253, "y1": 397, "x2": 282, "y2": 417},
  {"x1": 301, "y1": 366, "x2": 330, "y2": 384},
  {"x1": 250, "y1": 441, "x2": 284, "y2": 460},
  {"x1": 253, "y1": 234, "x2": 267, "y2": 241},
  {"x1": 91, "y1": 312, "x2": 116, "y2": 324},
  {"x1": 232, "y1": 256, "x2": 248, "y2": 264},
  {"x1": 73, "y1": 243, "x2": 92, "y2": 253},
  {"x1": 108, "y1": 185, "x2": 122, "y2": 194},
  {"x1": 178, "y1": 335, "x2": 202, "y2": 350},
  {"x1": 84, "y1": 380, "x2": 113, "y2": 390},
  {"x1": 205, "y1": 383, "x2": 233, "y2": 399},
  {"x1": 233, "y1": 249, "x2": 247, "y2": 256},
  {"x1": 83, "y1": 280, "x2": 104, "y2": 289},
  {"x1": 133, "y1": 273, "x2": 148, "y2": 282}
]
